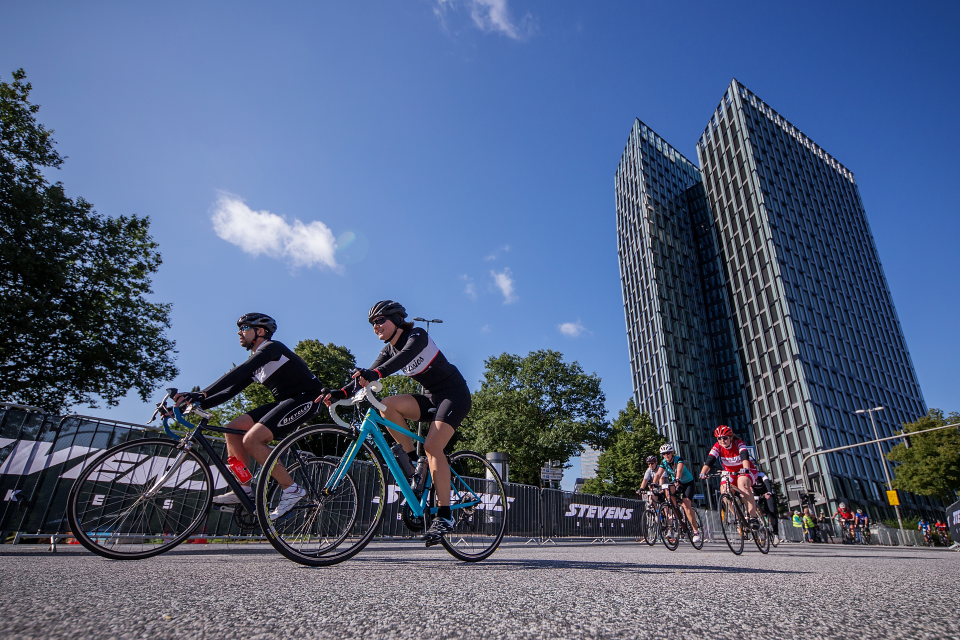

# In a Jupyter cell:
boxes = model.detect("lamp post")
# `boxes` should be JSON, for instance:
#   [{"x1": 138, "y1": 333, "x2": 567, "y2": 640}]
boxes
[
  {"x1": 855, "y1": 406, "x2": 904, "y2": 532},
  {"x1": 413, "y1": 317, "x2": 443, "y2": 334}
]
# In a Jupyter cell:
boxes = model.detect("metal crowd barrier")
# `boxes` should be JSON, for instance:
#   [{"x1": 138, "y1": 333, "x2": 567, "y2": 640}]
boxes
[{"x1": 0, "y1": 407, "x2": 950, "y2": 548}]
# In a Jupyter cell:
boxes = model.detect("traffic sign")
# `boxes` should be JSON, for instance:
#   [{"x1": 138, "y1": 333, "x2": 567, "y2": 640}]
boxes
[
  {"x1": 787, "y1": 484, "x2": 805, "y2": 491},
  {"x1": 886, "y1": 490, "x2": 900, "y2": 506},
  {"x1": 540, "y1": 467, "x2": 562, "y2": 481}
]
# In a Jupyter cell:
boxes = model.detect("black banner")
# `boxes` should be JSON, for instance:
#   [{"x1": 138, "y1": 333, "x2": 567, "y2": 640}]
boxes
[{"x1": 947, "y1": 499, "x2": 960, "y2": 543}]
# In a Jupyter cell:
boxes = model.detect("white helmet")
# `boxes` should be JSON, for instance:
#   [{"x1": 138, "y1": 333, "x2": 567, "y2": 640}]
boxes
[
  {"x1": 839, "y1": 502, "x2": 846, "y2": 509},
  {"x1": 659, "y1": 443, "x2": 675, "y2": 455}
]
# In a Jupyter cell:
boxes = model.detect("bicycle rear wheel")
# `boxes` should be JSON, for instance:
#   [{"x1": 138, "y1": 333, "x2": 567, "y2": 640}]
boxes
[
  {"x1": 686, "y1": 508, "x2": 704, "y2": 550},
  {"x1": 659, "y1": 504, "x2": 680, "y2": 551},
  {"x1": 256, "y1": 425, "x2": 385, "y2": 567},
  {"x1": 719, "y1": 493, "x2": 744, "y2": 555},
  {"x1": 67, "y1": 438, "x2": 212, "y2": 560},
  {"x1": 643, "y1": 507, "x2": 659, "y2": 546},
  {"x1": 440, "y1": 450, "x2": 508, "y2": 562},
  {"x1": 752, "y1": 516, "x2": 770, "y2": 554}
]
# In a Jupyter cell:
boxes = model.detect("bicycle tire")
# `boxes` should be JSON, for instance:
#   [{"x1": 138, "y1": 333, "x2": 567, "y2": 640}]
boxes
[
  {"x1": 719, "y1": 493, "x2": 744, "y2": 555},
  {"x1": 752, "y1": 515, "x2": 770, "y2": 554},
  {"x1": 67, "y1": 437, "x2": 213, "y2": 560},
  {"x1": 440, "y1": 450, "x2": 508, "y2": 562},
  {"x1": 686, "y1": 508, "x2": 704, "y2": 550},
  {"x1": 257, "y1": 425, "x2": 385, "y2": 567},
  {"x1": 659, "y1": 503, "x2": 680, "y2": 551},
  {"x1": 643, "y1": 507, "x2": 659, "y2": 546}
]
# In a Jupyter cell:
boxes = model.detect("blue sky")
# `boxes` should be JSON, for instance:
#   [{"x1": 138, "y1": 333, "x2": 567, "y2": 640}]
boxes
[{"x1": 3, "y1": 2, "x2": 958, "y2": 488}]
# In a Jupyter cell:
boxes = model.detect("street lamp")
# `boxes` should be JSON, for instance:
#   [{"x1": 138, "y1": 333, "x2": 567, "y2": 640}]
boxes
[
  {"x1": 855, "y1": 406, "x2": 904, "y2": 532},
  {"x1": 413, "y1": 317, "x2": 443, "y2": 333}
]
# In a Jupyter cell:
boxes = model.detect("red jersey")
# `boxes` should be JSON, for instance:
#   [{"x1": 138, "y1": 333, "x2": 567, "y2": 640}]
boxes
[
  {"x1": 835, "y1": 508, "x2": 855, "y2": 522},
  {"x1": 708, "y1": 437, "x2": 749, "y2": 473}
]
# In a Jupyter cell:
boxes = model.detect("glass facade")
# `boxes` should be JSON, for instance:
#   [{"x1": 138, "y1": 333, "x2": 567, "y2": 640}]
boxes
[
  {"x1": 617, "y1": 80, "x2": 936, "y2": 519},
  {"x1": 615, "y1": 120, "x2": 751, "y2": 468}
]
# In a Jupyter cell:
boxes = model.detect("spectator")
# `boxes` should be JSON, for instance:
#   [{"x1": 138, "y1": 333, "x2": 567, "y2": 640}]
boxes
[
  {"x1": 792, "y1": 510, "x2": 803, "y2": 542},
  {"x1": 803, "y1": 509, "x2": 817, "y2": 543}
]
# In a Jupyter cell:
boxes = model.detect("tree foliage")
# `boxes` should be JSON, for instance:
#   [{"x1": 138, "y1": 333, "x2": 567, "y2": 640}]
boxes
[
  {"x1": 0, "y1": 69, "x2": 176, "y2": 412},
  {"x1": 887, "y1": 408, "x2": 960, "y2": 503},
  {"x1": 459, "y1": 350, "x2": 608, "y2": 485},
  {"x1": 581, "y1": 399, "x2": 664, "y2": 497}
]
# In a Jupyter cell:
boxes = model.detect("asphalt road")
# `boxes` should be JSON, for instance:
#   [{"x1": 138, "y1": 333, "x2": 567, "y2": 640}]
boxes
[{"x1": 0, "y1": 539, "x2": 956, "y2": 639}]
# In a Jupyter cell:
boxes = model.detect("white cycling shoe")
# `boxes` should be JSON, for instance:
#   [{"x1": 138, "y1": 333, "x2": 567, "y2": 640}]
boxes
[
  {"x1": 269, "y1": 485, "x2": 306, "y2": 521},
  {"x1": 692, "y1": 533, "x2": 702, "y2": 544}
]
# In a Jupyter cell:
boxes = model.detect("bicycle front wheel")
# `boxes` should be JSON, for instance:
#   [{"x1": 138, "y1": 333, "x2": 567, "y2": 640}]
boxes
[
  {"x1": 719, "y1": 494, "x2": 744, "y2": 555},
  {"x1": 67, "y1": 438, "x2": 213, "y2": 560},
  {"x1": 659, "y1": 504, "x2": 680, "y2": 551},
  {"x1": 643, "y1": 507, "x2": 659, "y2": 546},
  {"x1": 256, "y1": 425, "x2": 386, "y2": 567},
  {"x1": 752, "y1": 517, "x2": 771, "y2": 554},
  {"x1": 440, "y1": 450, "x2": 508, "y2": 562}
]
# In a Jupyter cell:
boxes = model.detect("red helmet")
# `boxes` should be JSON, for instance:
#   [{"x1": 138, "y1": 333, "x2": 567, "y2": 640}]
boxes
[{"x1": 714, "y1": 425, "x2": 734, "y2": 438}]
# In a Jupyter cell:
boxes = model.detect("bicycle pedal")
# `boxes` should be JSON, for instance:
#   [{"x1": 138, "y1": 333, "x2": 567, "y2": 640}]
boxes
[{"x1": 214, "y1": 505, "x2": 236, "y2": 513}]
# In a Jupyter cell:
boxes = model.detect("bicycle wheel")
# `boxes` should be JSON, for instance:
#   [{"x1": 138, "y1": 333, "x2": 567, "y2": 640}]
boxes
[
  {"x1": 256, "y1": 425, "x2": 385, "y2": 567},
  {"x1": 643, "y1": 507, "x2": 659, "y2": 546},
  {"x1": 686, "y1": 507, "x2": 704, "y2": 550},
  {"x1": 659, "y1": 504, "x2": 680, "y2": 551},
  {"x1": 766, "y1": 515, "x2": 780, "y2": 548},
  {"x1": 719, "y1": 493, "x2": 744, "y2": 555},
  {"x1": 67, "y1": 437, "x2": 212, "y2": 560},
  {"x1": 752, "y1": 515, "x2": 770, "y2": 554},
  {"x1": 440, "y1": 450, "x2": 508, "y2": 562}
]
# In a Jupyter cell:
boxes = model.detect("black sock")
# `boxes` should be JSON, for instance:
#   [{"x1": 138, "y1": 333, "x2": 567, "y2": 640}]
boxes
[
  {"x1": 437, "y1": 506, "x2": 451, "y2": 519},
  {"x1": 407, "y1": 450, "x2": 419, "y2": 463}
]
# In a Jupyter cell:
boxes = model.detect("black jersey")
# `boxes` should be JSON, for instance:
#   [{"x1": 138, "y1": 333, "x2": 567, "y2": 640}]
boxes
[
  {"x1": 365, "y1": 327, "x2": 465, "y2": 394},
  {"x1": 752, "y1": 472, "x2": 773, "y2": 496},
  {"x1": 201, "y1": 340, "x2": 321, "y2": 407}
]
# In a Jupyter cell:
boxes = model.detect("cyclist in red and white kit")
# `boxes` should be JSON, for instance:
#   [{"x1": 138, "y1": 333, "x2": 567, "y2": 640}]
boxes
[{"x1": 699, "y1": 425, "x2": 761, "y2": 527}]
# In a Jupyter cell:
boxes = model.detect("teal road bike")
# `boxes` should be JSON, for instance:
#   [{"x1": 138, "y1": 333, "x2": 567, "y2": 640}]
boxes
[{"x1": 255, "y1": 380, "x2": 508, "y2": 566}]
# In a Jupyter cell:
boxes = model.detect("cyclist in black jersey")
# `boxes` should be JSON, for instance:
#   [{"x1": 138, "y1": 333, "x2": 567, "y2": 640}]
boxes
[
  {"x1": 174, "y1": 313, "x2": 323, "y2": 519},
  {"x1": 321, "y1": 300, "x2": 471, "y2": 546},
  {"x1": 750, "y1": 467, "x2": 780, "y2": 543}
]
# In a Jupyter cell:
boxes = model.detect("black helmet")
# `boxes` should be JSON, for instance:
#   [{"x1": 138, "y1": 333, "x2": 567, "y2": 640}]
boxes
[
  {"x1": 237, "y1": 312, "x2": 277, "y2": 336},
  {"x1": 368, "y1": 300, "x2": 407, "y2": 325}
]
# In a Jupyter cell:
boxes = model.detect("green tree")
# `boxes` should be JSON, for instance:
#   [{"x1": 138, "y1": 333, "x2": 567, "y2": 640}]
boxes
[
  {"x1": 459, "y1": 350, "x2": 608, "y2": 485},
  {"x1": 581, "y1": 399, "x2": 665, "y2": 497},
  {"x1": 887, "y1": 409, "x2": 960, "y2": 503},
  {"x1": 0, "y1": 69, "x2": 176, "y2": 412}
]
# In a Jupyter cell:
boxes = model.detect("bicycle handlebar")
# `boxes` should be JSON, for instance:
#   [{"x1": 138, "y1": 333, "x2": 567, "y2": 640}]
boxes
[
  {"x1": 328, "y1": 380, "x2": 386, "y2": 428},
  {"x1": 148, "y1": 386, "x2": 212, "y2": 438}
]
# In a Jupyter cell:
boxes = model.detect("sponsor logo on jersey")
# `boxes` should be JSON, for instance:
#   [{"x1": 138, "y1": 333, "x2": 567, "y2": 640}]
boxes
[
  {"x1": 253, "y1": 354, "x2": 289, "y2": 384},
  {"x1": 278, "y1": 402, "x2": 313, "y2": 427},
  {"x1": 400, "y1": 335, "x2": 440, "y2": 377},
  {"x1": 563, "y1": 503, "x2": 634, "y2": 520}
]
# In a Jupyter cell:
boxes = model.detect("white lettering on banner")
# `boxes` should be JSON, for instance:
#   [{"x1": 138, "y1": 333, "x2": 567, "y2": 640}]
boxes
[
  {"x1": 381, "y1": 484, "x2": 514, "y2": 511},
  {"x1": 162, "y1": 499, "x2": 174, "y2": 509},
  {"x1": 92, "y1": 494, "x2": 105, "y2": 506},
  {"x1": 562, "y1": 503, "x2": 634, "y2": 520},
  {"x1": 0, "y1": 441, "x2": 98, "y2": 476},
  {"x1": 4, "y1": 489, "x2": 21, "y2": 502}
]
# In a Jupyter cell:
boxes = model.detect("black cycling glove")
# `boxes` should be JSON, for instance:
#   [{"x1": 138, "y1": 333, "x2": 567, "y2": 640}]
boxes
[
  {"x1": 353, "y1": 368, "x2": 381, "y2": 382},
  {"x1": 178, "y1": 391, "x2": 205, "y2": 405},
  {"x1": 325, "y1": 388, "x2": 348, "y2": 402}
]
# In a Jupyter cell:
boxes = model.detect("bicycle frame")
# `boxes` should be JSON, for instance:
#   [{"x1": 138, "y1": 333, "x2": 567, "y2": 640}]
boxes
[{"x1": 326, "y1": 407, "x2": 481, "y2": 520}]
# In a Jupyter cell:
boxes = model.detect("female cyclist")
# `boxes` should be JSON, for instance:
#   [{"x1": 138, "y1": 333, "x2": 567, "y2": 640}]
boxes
[{"x1": 321, "y1": 300, "x2": 472, "y2": 546}]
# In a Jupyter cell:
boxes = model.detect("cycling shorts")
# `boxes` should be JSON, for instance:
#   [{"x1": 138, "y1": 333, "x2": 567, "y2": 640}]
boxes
[
  {"x1": 675, "y1": 479, "x2": 695, "y2": 501},
  {"x1": 246, "y1": 393, "x2": 321, "y2": 441},
  {"x1": 721, "y1": 468, "x2": 758, "y2": 486},
  {"x1": 411, "y1": 384, "x2": 472, "y2": 429}
]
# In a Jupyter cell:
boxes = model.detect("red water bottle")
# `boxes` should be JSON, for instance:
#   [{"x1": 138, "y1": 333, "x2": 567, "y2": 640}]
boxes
[{"x1": 227, "y1": 456, "x2": 253, "y2": 483}]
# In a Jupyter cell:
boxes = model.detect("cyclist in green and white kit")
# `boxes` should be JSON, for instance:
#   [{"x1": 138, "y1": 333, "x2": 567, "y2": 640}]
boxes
[{"x1": 656, "y1": 443, "x2": 701, "y2": 544}]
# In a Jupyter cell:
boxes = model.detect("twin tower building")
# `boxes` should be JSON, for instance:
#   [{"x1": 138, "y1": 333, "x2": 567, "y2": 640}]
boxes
[{"x1": 615, "y1": 79, "x2": 937, "y2": 519}]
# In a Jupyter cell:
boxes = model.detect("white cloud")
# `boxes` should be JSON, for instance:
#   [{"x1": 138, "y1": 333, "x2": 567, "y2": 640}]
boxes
[
  {"x1": 558, "y1": 319, "x2": 589, "y2": 338},
  {"x1": 434, "y1": 0, "x2": 533, "y2": 40},
  {"x1": 211, "y1": 194, "x2": 340, "y2": 271},
  {"x1": 490, "y1": 268, "x2": 517, "y2": 304},
  {"x1": 461, "y1": 274, "x2": 477, "y2": 300},
  {"x1": 483, "y1": 244, "x2": 511, "y2": 261},
  {"x1": 480, "y1": 324, "x2": 491, "y2": 333}
]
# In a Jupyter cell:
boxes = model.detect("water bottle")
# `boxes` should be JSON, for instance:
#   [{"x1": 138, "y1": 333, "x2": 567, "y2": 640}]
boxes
[
  {"x1": 412, "y1": 456, "x2": 429, "y2": 492},
  {"x1": 227, "y1": 455, "x2": 253, "y2": 483},
  {"x1": 390, "y1": 443, "x2": 416, "y2": 478}
]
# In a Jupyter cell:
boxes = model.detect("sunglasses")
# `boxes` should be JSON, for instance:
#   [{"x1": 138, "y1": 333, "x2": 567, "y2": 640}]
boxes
[
  {"x1": 371, "y1": 316, "x2": 389, "y2": 326},
  {"x1": 717, "y1": 435, "x2": 732, "y2": 441},
  {"x1": 239, "y1": 325, "x2": 254, "y2": 332}
]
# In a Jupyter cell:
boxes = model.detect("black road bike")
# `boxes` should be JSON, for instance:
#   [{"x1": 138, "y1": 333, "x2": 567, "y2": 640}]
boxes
[
  {"x1": 709, "y1": 472, "x2": 769, "y2": 555},
  {"x1": 658, "y1": 482, "x2": 704, "y2": 551}
]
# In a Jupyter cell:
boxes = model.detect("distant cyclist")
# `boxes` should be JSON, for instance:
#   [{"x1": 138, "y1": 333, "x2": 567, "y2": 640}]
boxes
[
  {"x1": 935, "y1": 520, "x2": 950, "y2": 545},
  {"x1": 918, "y1": 518, "x2": 932, "y2": 545},
  {"x1": 699, "y1": 425, "x2": 761, "y2": 527},
  {"x1": 174, "y1": 313, "x2": 322, "y2": 520},
  {"x1": 321, "y1": 301, "x2": 471, "y2": 547},
  {"x1": 855, "y1": 508, "x2": 870, "y2": 543},
  {"x1": 638, "y1": 455, "x2": 661, "y2": 496},
  {"x1": 656, "y1": 443, "x2": 701, "y2": 544},
  {"x1": 833, "y1": 503, "x2": 856, "y2": 542}
]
